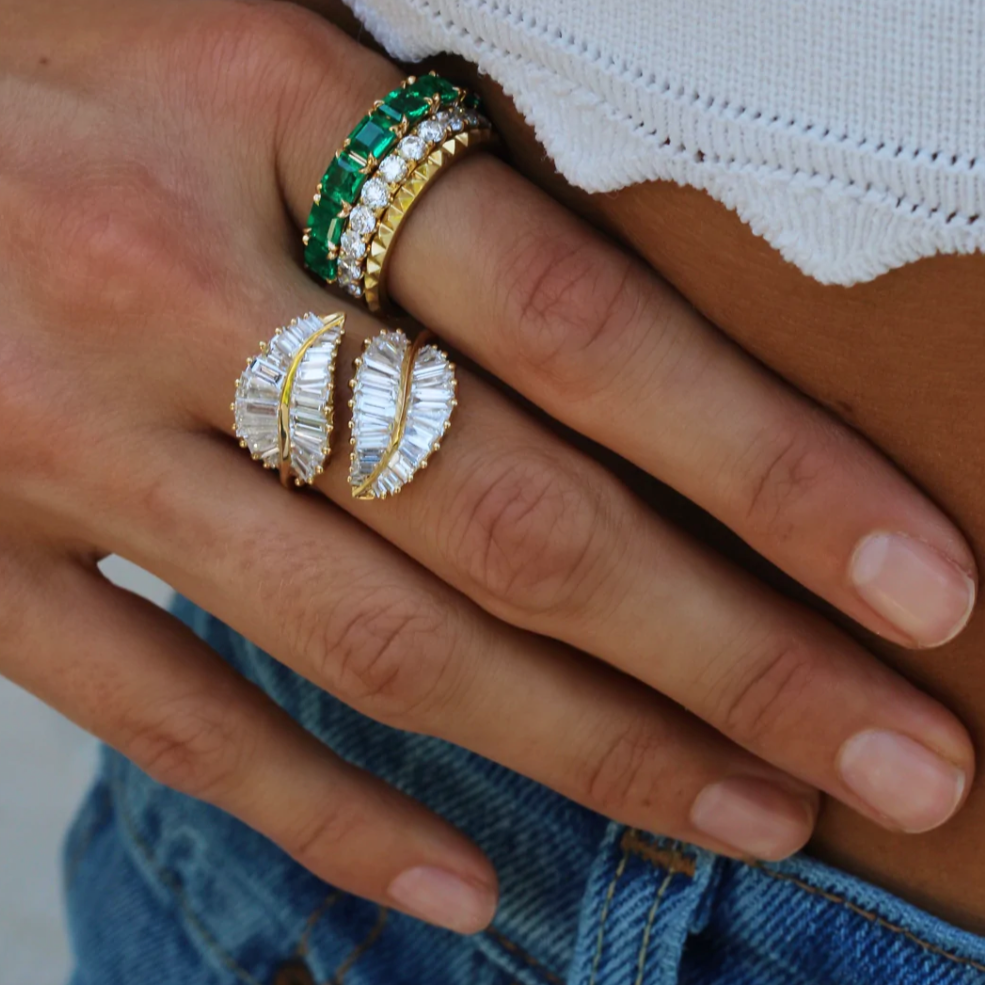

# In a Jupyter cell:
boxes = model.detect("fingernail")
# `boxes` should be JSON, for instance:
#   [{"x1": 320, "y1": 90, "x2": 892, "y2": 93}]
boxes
[
  {"x1": 850, "y1": 533, "x2": 975, "y2": 647},
  {"x1": 387, "y1": 866, "x2": 497, "y2": 934},
  {"x1": 839, "y1": 730, "x2": 966, "y2": 833},
  {"x1": 690, "y1": 777, "x2": 814, "y2": 860}
]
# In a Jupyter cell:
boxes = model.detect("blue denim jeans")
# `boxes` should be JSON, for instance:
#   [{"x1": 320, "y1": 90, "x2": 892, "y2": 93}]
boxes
[{"x1": 64, "y1": 599, "x2": 985, "y2": 984}]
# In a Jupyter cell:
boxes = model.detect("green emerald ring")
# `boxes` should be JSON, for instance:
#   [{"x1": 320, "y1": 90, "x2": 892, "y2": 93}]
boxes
[{"x1": 302, "y1": 72, "x2": 493, "y2": 308}]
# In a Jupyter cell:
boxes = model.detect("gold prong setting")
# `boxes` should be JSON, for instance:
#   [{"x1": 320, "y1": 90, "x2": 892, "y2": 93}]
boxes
[{"x1": 233, "y1": 313, "x2": 345, "y2": 487}]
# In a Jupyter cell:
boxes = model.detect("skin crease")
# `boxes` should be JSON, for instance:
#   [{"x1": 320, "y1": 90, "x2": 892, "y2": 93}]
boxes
[{"x1": 300, "y1": 0, "x2": 985, "y2": 932}]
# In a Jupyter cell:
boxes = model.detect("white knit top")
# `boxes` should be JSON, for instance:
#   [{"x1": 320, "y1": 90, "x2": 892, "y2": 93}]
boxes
[{"x1": 344, "y1": 0, "x2": 985, "y2": 285}]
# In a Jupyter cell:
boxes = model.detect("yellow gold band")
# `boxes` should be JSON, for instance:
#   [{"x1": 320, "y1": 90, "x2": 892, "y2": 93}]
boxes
[{"x1": 363, "y1": 127, "x2": 497, "y2": 314}]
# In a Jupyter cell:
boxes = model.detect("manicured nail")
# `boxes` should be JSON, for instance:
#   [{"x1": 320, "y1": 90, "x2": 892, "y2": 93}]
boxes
[
  {"x1": 839, "y1": 730, "x2": 966, "y2": 833},
  {"x1": 387, "y1": 866, "x2": 497, "y2": 934},
  {"x1": 851, "y1": 533, "x2": 975, "y2": 647},
  {"x1": 690, "y1": 777, "x2": 814, "y2": 860}
]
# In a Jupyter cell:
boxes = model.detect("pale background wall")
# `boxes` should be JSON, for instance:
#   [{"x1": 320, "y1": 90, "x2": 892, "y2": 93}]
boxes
[{"x1": 0, "y1": 558, "x2": 173, "y2": 985}]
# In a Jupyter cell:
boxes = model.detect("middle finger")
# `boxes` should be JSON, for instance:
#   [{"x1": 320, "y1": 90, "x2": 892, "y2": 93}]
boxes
[{"x1": 298, "y1": 151, "x2": 977, "y2": 654}]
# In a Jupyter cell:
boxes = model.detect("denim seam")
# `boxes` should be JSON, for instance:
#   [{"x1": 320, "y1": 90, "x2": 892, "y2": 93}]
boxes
[
  {"x1": 751, "y1": 863, "x2": 985, "y2": 976},
  {"x1": 633, "y1": 866, "x2": 676, "y2": 985},
  {"x1": 620, "y1": 831, "x2": 696, "y2": 879},
  {"x1": 110, "y1": 762, "x2": 264, "y2": 985},
  {"x1": 588, "y1": 839, "x2": 632, "y2": 985},
  {"x1": 325, "y1": 906, "x2": 389, "y2": 984},
  {"x1": 296, "y1": 892, "x2": 344, "y2": 959},
  {"x1": 621, "y1": 833, "x2": 985, "y2": 976},
  {"x1": 64, "y1": 792, "x2": 114, "y2": 892},
  {"x1": 485, "y1": 927, "x2": 565, "y2": 985}
]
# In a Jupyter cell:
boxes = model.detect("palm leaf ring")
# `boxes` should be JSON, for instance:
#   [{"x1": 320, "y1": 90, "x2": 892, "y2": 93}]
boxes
[
  {"x1": 233, "y1": 312, "x2": 345, "y2": 487},
  {"x1": 348, "y1": 329, "x2": 457, "y2": 500}
]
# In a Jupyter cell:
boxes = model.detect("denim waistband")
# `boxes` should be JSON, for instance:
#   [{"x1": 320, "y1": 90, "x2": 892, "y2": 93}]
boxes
[{"x1": 86, "y1": 598, "x2": 985, "y2": 984}]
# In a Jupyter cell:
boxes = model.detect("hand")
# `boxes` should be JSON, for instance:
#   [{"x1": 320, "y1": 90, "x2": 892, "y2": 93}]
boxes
[{"x1": 0, "y1": 0, "x2": 976, "y2": 935}]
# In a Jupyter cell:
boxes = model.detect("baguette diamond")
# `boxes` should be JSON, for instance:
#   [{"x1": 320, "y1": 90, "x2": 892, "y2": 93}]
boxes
[
  {"x1": 234, "y1": 312, "x2": 345, "y2": 486},
  {"x1": 349, "y1": 330, "x2": 456, "y2": 499}
]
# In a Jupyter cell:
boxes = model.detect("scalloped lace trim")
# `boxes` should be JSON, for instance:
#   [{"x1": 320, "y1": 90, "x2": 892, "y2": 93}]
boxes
[{"x1": 343, "y1": 0, "x2": 985, "y2": 285}]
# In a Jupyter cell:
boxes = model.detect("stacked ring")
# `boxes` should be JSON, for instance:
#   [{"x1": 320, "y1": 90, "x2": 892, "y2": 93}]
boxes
[{"x1": 302, "y1": 73, "x2": 494, "y2": 313}]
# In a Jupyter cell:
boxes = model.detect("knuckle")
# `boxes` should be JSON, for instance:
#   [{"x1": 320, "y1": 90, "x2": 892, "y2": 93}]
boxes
[
  {"x1": 500, "y1": 228, "x2": 640, "y2": 401},
  {"x1": 449, "y1": 452, "x2": 604, "y2": 619},
  {"x1": 182, "y1": 0, "x2": 347, "y2": 128},
  {"x1": 308, "y1": 586, "x2": 459, "y2": 727},
  {"x1": 579, "y1": 717, "x2": 667, "y2": 819},
  {"x1": 124, "y1": 693, "x2": 249, "y2": 800},
  {"x1": 288, "y1": 795, "x2": 369, "y2": 873},
  {"x1": 185, "y1": 1, "x2": 309, "y2": 87},
  {"x1": 718, "y1": 636, "x2": 817, "y2": 746},
  {"x1": 734, "y1": 423, "x2": 834, "y2": 541}
]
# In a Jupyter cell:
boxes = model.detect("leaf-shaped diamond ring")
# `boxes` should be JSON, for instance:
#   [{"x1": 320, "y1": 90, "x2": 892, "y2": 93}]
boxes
[
  {"x1": 233, "y1": 312, "x2": 345, "y2": 487},
  {"x1": 348, "y1": 329, "x2": 457, "y2": 499}
]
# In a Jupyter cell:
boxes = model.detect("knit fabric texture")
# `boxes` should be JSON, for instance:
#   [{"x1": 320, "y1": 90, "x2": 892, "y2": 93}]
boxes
[{"x1": 343, "y1": 0, "x2": 985, "y2": 285}]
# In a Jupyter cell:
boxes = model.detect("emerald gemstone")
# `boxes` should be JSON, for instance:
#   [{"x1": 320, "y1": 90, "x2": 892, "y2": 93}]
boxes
[
  {"x1": 408, "y1": 74, "x2": 461, "y2": 106},
  {"x1": 376, "y1": 101, "x2": 404, "y2": 124},
  {"x1": 324, "y1": 214, "x2": 347, "y2": 245},
  {"x1": 321, "y1": 153, "x2": 366, "y2": 208},
  {"x1": 307, "y1": 186, "x2": 352, "y2": 252},
  {"x1": 384, "y1": 85, "x2": 431, "y2": 123},
  {"x1": 304, "y1": 241, "x2": 337, "y2": 282},
  {"x1": 349, "y1": 112, "x2": 399, "y2": 161}
]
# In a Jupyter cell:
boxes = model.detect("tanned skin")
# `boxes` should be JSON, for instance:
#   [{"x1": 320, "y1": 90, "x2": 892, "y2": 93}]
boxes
[{"x1": 309, "y1": 0, "x2": 985, "y2": 932}]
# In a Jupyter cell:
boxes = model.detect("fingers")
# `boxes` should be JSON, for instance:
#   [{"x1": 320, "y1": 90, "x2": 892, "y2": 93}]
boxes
[
  {"x1": 0, "y1": 548, "x2": 497, "y2": 933},
  {"x1": 105, "y1": 432, "x2": 823, "y2": 861},
  {"x1": 292, "y1": 301, "x2": 972, "y2": 837},
  {"x1": 274, "y1": 101, "x2": 975, "y2": 650},
  {"x1": 248, "y1": 11, "x2": 974, "y2": 646},
  {"x1": 181, "y1": 274, "x2": 970, "y2": 841}
]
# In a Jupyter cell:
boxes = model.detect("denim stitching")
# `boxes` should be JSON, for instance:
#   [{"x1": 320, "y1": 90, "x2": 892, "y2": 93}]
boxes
[
  {"x1": 620, "y1": 831, "x2": 696, "y2": 879},
  {"x1": 588, "y1": 837, "x2": 632, "y2": 985},
  {"x1": 752, "y1": 864, "x2": 985, "y2": 976},
  {"x1": 620, "y1": 832, "x2": 985, "y2": 977},
  {"x1": 110, "y1": 762, "x2": 263, "y2": 985},
  {"x1": 632, "y1": 866, "x2": 676, "y2": 985},
  {"x1": 485, "y1": 927, "x2": 564, "y2": 985},
  {"x1": 295, "y1": 892, "x2": 343, "y2": 958},
  {"x1": 326, "y1": 906, "x2": 388, "y2": 985}
]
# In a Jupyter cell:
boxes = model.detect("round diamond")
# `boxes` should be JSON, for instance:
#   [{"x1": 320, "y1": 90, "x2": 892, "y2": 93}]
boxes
[
  {"x1": 347, "y1": 282, "x2": 364, "y2": 298},
  {"x1": 398, "y1": 135, "x2": 427, "y2": 162},
  {"x1": 360, "y1": 177, "x2": 390, "y2": 210},
  {"x1": 336, "y1": 268, "x2": 353, "y2": 287},
  {"x1": 339, "y1": 257, "x2": 363, "y2": 281},
  {"x1": 348, "y1": 205, "x2": 377, "y2": 236},
  {"x1": 417, "y1": 118, "x2": 447, "y2": 144},
  {"x1": 441, "y1": 109, "x2": 466, "y2": 134},
  {"x1": 378, "y1": 154, "x2": 409, "y2": 184},
  {"x1": 340, "y1": 229, "x2": 367, "y2": 259}
]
